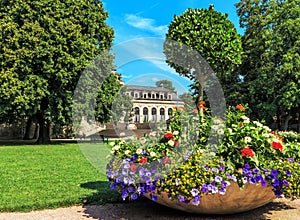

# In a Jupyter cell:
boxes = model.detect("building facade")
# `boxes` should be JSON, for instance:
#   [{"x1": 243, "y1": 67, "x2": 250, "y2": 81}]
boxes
[{"x1": 125, "y1": 85, "x2": 185, "y2": 123}]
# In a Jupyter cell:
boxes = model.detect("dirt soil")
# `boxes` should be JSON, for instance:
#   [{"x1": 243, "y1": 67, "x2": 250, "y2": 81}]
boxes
[{"x1": 0, "y1": 198, "x2": 299, "y2": 220}]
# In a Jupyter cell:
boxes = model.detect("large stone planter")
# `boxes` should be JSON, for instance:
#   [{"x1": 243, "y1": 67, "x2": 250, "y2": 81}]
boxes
[{"x1": 145, "y1": 182, "x2": 276, "y2": 214}]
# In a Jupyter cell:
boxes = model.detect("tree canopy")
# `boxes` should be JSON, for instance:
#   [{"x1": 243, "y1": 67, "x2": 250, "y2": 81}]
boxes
[
  {"x1": 164, "y1": 5, "x2": 243, "y2": 111},
  {"x1": 0, "y1": 0, "x2": 116, "y2": 143},
  {"x1": 236, "y1": 0, "x2": 300, "y2": 130},
  {"x1": 155, "y1": 80, "x2": 175, "y2": 92}
]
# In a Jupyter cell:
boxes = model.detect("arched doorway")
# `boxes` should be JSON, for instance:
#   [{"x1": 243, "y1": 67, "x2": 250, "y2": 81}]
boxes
[
  {"x1": 160, "y1": 108, "x2": 165, "y2": 121},
  {"x1": 143, "y1": 107, "x2": 148, "y2": 122},
  {"x1": 134, "y1": 107, "x2": 140, "y2": 122},
  {"x1": 151, "y1": 107, "x2": 157, "y2": 122},
  {"x1": 168, "y1": 108, "x2": 173, "y2": 120}
]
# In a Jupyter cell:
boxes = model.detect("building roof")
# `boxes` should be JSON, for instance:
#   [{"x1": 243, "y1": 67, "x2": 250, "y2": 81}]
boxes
[{"x1": 126, "y1": 85, "x2": 176, "y2": 93}]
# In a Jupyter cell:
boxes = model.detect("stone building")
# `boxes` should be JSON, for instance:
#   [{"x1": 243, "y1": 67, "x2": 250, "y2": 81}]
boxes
[{"x1": 125, "y1": 85, "x2": 185, "y2": 123}]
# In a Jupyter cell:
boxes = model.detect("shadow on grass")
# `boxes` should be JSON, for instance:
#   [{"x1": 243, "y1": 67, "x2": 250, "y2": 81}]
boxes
[
  {"x1": 79, "y1": 182, "x2": 298, "y2": 220},
  {"x1": 0, "y1": 139, "x2": 78, "y2": 146},
  {"x1": 80, "y1": 181, "x2": 122, "y2": 205}
]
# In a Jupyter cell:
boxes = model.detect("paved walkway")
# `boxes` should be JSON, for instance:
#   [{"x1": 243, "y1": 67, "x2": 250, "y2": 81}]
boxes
[{"x1": 0, "y1": 198, "x2": 299, "y2": 220}]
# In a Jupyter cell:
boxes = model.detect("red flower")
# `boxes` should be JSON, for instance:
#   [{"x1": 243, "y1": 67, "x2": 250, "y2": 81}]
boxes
[
  {"x1": 139, "y1": 157, "x2": 147, "y2": 164},
  {"x1": 272, "y1": 142, "x2": 283, "y2": 152},
  {"x1": 198, "y1": 101, "x2": 207, "y2": 110},
  {"x1": 163, "y1": 157, "x2": 171, "y2": 163},
  {"x1": 130, "y1": 164, "x2": 137, "y2": 172},
  {"x1": 241, "y1": 147, "x2": 255, "y2": 157},
  {"x1": 269, "y1": 131, "x2": 276, "y2": 136},
  {"x1": 136, "y1": 134, "x2": 141, "y2": 139},
  {"x1": 174, "y1": 141, "x2": 179, "y2": 147},
  {"x1": 236, "y1": 104, "x2": 245, "y2": 111},
  {"x1": 239, "y1": 123, "x2": 243, "y2": 127},
  {"x1": 164, "y1": 133, "x2": 174, "y2": 139}
]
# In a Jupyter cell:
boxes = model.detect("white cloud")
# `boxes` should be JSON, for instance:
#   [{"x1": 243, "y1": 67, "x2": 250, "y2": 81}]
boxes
[{"x1": 125, "y1": 14, "x2": 167, "y2": 37}]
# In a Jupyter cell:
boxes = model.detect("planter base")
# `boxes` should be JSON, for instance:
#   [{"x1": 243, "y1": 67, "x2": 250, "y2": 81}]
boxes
[{"x1": 145, "y1": 182, "x2": 276, "y2": 214}]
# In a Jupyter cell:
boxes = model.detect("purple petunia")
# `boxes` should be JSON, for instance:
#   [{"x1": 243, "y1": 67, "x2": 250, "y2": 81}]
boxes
[
  {"x1": 139, "y1": 169, "x2": 145, "y2": 176},
  {"x1": 219, "y1": 165, "x2": 225, "y2": 171},
  {"x1": 150, "y1": 194, "x2": 158, "y2": 201},
  {"x1": 121, "y1": 190, "x2": 129, "y2": 200},
  {"x1": 219, "y1": 188, "x2": 226, "y2": 195},
  {"x1": 272, "y1": 179, "x2": 281, "y2": 187},
  {"x1": 249, "y1": 177, "x2": 256, "y2": 184},
  {"x1": 274, "y1": 189, "x2": 282, "y2": 197},
  {"x1": 261, "y1": 179, "x2": 267, "y2": 187},
  {"x1": 271, "y1": 170, "x2": 279, "y2": 177},
  {"x1": 131, "y1": 193, "x2": 138, "y2": 200},
  {"x1": 287, "y1": 158, "x2": 295, "y2": 162},
  {"x1": 286, "y1": 170, "x2": 292, "y2": 177},
  {"x1": 191, "y1": 188, "x2": 199, "y2": 197},
  {"x1": 253, "y1": 168, "x2": 259, "y2": 174},
  {"x1": 191, "y1": 195, "x2": 200, "y2": 206},
  {"x1": 283, "y1": 179, "x2": 289, "y2": 186},
  {"x1": 178, "y1": 195, "x2": 185, "y2": 202},
  {"x1": 262, "y1": 168, "x2": 269, "y2": 173},
  {"x1": 215, "y1": 176, "x2": 223, "y2": 183},
  {"x1": 211, "y1": 167, "x2": 219, "y2": 173},
  {"x1": 110, "y1": 182, "x2": 117, "y2": 189},
  {"x1": 211, "y1": 186, "x2": 218, "y2": 194},
  {"x1": 244, "y1": 163, "x2": 250, "y2": 169}
]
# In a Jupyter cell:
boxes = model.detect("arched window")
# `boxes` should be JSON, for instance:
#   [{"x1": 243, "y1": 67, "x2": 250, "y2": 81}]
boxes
[
  {"x1": 143, "y1": 107, "x2": 148, "y2": 122},
  {"x1": 134, "y1": 107, "x2": 140, "y2": 122},
  {"x1": 151, "y1": 107, "x2": 157, "y2": 122},
  {"x1": 160, "y1": 108, "x2": 165, "y2": 121}
]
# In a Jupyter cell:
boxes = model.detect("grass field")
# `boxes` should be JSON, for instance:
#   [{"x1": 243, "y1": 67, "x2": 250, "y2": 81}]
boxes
[{"x1": 0, "y1": 142, "x2": 120, "y2": 212}]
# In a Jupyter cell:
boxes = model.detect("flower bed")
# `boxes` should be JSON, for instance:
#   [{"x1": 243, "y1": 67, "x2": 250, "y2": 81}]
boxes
[{"x1": 106, "y1": 104, "x2": 300, "y2": 214}]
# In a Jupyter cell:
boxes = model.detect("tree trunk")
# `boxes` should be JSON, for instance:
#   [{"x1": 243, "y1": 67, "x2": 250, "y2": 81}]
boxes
[
  {"x1": 283, "y1": 113, "x2": 292, "y2": 131},
  {"x1": 33, "y1": 122, "x2": 39, "y2": 139},
  {"x1": 23, "y1": 116, "x2": 33, "y2": 140},
  {"x1": 36, "y1": 112, "x2": 51, "y2": 144}
]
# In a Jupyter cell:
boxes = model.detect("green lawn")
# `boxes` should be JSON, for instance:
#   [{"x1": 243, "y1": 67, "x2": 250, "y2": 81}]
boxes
[{"x1": 0, "y1": 143, "x2": 120, "y2": 212}]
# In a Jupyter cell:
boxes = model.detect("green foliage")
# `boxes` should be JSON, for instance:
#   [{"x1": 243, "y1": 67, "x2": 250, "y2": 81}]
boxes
[
  {"x1": 107, "y1": 104, "x2": 300, "y2": 203},
  {"x1": 0, "y1": 0, "x2": 116, "y2": 143},
  {"x1": 155, "y1": 80, "x2": 175, "y2": 92},
  {"x1": 164, "y1": 5, "x2": 243, "y2": 102},
  {"x1": 235, "y1": 0, "x2": 300, "y2": 126}
]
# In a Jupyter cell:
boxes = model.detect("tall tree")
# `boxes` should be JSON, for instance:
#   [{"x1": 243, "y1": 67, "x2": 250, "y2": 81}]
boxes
[
  {"x1": 155, "y1": 80, "x2": 175, "y2": 92},
  {"x1": 0, "y1": 0, "x2": 114, "y2": 143},
  {"x1": 236, "y1": 0, "x2": 300, "y2": 129},
  {"x1": 164, "y1": 5, "x2": 243, "y2": 111}
]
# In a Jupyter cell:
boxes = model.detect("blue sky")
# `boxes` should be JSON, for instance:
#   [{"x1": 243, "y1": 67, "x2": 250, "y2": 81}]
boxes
[{"x1": 103, "y1": 0, "x2": 243, "y2": 94}]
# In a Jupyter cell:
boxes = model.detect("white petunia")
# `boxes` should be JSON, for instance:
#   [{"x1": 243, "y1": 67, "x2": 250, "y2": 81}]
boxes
[
  {"x1": 125, "y1": 150, "x2": 131, "y2": 155},
  {"x1": 150, "y1": 152, "x2": 156, "y2": 157},
  {"x1": 168, "y1": 139, "x2": 175, "y2": 146},
  {"x1": 241, "y1": 116, "x2": 250, "y2": 123},
  {"x1": 112, "y1": 145, "x2": 120, "y2": 151},
  {"x1": 136, "y1": 148, "x2": 143, "y2": 154},
  {"x1": 217, "y1": 129, "x2": 224, "y2": 135},
  {"x1": 173, "y1": 130, "x2": 179, "y2": 136},
  {"x1": 244, "y1": 136, "x2": 252, "y2": 143},
  {"x1": 109, "y1": 142, "x2": 115, "y2": 146},
  {"x1": 212, "y1": 125, "x2": 219, "y2": 130},
  {"x1": 140, "y1": 137, "x2": 146, "y2": 144}
]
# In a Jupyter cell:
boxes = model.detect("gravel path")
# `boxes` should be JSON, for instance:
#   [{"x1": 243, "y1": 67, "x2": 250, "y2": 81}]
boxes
[{"x1": 0, "y1": 198, "x2": 299, "y2": 220}]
